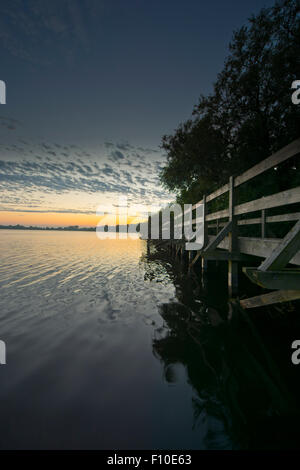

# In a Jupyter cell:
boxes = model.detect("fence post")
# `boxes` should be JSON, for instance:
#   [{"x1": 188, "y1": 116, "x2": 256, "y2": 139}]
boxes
[
  {"x1": 261, "y1": 209, "x2": 266, "y2": 238},
  {"x1": 147, "y1": 215, "x2": 151, "y2": 255},
  {"x1": 170, "y1": 210, "x2": 174, "y2": 241},
  {"x1": 201, "y1": 194, "x2": 208, "y2": 273},
  {"x1": 148, "y1": 215, "x2": 151, "y2": 240},
  {"x1": 159, "y1": 211, "x2": 162, "y2": 240},
  {"x1": 188, "y1": 251, "x2": 194, "y2": 264},
  {"x1": 228, "y1": 176, "x2": 238, "y2": 296}
]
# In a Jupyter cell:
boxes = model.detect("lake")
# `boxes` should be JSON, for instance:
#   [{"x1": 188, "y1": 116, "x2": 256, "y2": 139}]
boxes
[{"x1": 0, "y1": 229, "x2": 298, "y2": 450}]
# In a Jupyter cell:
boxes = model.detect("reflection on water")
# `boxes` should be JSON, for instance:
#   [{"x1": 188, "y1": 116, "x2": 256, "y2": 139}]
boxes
[
  {"x1": 147, "y1": 245, "x2": 300, "y2": 450},
  {"x1": 0, "y1": 230, "x2": 298, "y2": 449}
]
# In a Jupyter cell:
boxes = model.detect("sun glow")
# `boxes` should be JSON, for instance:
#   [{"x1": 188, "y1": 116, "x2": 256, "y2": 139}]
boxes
[{"x1": 0, "y1": 211, "x2": 145, "y2": 228}]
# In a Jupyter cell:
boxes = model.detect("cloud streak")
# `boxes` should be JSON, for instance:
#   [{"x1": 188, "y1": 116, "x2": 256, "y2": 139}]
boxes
[{"x1": 0, "y1": 137, "x2": 174, "y2": 218}]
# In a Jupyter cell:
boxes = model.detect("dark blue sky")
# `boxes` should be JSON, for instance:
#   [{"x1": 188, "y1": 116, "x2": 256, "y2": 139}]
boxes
[
  {"x1": 1, "y1": 0, "x2": 276, "y2": 148},
  {"x1": 0, "y1": 0, "x2": 279, "y2": 225}
]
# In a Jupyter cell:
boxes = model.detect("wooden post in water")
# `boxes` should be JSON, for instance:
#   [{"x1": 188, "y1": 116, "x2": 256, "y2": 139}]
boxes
[
  {"x1": 188, "y1": 250, "x2": 194, "y2": 265},
  {"x1": 181, "y1": 246, "x2": 185, "y2": 262},
  {"x1": 148, "y1": 215, "x2": 151, "y2": 240},
  {"x1": 147, "y1": 215, "x2": 151, "y2": 255},
  {"x1": 228, "y1": 176, "x2": 239, "y2": 296}
]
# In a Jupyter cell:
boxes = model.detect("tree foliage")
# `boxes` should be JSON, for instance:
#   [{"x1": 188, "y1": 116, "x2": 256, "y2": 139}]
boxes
[{"x1": 160, "y1": 0, "x2": 300, "y2": 204}]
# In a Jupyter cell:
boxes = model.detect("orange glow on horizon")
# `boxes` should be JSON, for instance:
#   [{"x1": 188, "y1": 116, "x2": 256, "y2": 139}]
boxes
[{"x1": 0, "y1": 211, "x2": 145, "y2": 228}]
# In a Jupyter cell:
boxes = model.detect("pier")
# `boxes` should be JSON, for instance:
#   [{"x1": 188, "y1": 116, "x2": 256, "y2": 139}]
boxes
[{"x1": 150, "y1": 138, "x2": 300, "y2": 308}]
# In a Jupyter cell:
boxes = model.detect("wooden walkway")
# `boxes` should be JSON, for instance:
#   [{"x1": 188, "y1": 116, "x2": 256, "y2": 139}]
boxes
[{"x1": 152, "y1": 138, "x2": 300, "y2": 308}]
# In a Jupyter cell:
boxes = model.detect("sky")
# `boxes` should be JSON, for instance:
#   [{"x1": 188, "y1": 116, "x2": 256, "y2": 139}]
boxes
[{"x1": 0, "y1": 0, "x2": 276, "y2": 227}]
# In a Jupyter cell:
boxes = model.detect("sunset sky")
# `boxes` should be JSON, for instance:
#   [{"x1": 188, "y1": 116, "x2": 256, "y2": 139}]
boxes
[{"x1": 0, "y1": 0, "x2": 275, "y2": 227}]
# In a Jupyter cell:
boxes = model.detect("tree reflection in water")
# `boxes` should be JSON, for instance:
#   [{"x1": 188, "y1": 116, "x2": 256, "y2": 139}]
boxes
[{"x1": 142, "y1": 243, "x2": 300, "y2": 450}]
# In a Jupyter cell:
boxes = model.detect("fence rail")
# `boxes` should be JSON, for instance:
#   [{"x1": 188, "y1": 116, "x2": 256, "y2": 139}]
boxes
[{"x1": 155, "y1": 137, "x2": 300, "y2": 307}]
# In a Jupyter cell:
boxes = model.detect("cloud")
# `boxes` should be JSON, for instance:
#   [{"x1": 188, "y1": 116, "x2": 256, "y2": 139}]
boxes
[
  {"x1": 0, "y1": 137, "x2": 175, "y2": 215},
  {"x1": 109, "y1": 150, "x2": 125, "y2": 162}
]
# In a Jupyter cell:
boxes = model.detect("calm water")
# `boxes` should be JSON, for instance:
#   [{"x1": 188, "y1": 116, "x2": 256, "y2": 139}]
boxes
[
  {"x1": 0, "y1": 230, "x2": 298, "y2": 450},
  {"x1": 0, "y1": 230, "x2": 216, "y2": 449}
]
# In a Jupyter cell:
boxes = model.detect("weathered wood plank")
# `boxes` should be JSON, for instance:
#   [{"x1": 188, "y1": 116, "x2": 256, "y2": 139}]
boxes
[
  {"x1": 192, "y1": 199, "x2": 204, "y2": 210},
  {"x1": 189, "y1": 250, "x2": 202, "y2": 268},
  {"x1": 235, "y1": 186, "x2": 300, "y2": 215},
  {"x1": 259, "y1": 219, "x2": 300, "y2": 271},
  {"x1": 237, "y1": 218, "x2": 261, "y2": 226},
  {"x1": 206, "y1": 183, "x2": 229, "y2": 203},
  {"x1": 243, "y1": 267, "x2": 300, "y2": 290},
  {"x1": 267, "y1": 212, "x2": 300, "y2": 223},
  {"x1": 202, "y1": 250, "x2": 252, "y2": 261},
  {"x1": 235, "y1": 138, "x2": 300, "y2": 188},
  {"x1": 240, "y1": 290, "x2": 300, "y2": 309},
  {"x1": 192, "y1": 138, "x2": 300, "y2": 209},
  {"x1": 206, "y1": 189, "x2": 300, "y2": 222},
  {"x1": 206, "y1": 209, "x2": 229, "y2": 221},
  {"x1": 209, "y1": 236, "x2": 300, "y2": 266},
  {"x1": 204, "y1": 221, "x2": 232, "y2": 252},
  {"x1": 207, "y1": 212, "x2": 300, "y2": 229}
]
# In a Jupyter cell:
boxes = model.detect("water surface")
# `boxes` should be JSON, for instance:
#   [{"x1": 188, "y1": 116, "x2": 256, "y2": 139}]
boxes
[
  {"x1": 1, "y1": 230, "x2": 298, "y2": 450},
  {"x1": 0, "y1": 230, "x2": 228, "y2": 449}
]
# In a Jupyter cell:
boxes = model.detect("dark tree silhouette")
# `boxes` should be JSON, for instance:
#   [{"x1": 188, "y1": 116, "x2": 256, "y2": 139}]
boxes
[{"x1": 160, "y1": 0, "x2": 300, "y2": 204}]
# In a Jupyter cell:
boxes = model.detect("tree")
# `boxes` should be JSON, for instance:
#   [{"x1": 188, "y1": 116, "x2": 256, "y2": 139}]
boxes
[{"x1": 160, "y1": 0, "x2": 300, "y2": 204}]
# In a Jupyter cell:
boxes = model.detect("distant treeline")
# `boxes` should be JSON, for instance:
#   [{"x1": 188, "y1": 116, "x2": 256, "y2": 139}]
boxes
[
  {"x1": 0, "y1": 224, "x2": 140, "y2": 232},
  {"x1": 0, "y1": 224, "x2": 95, "y2": 231}
]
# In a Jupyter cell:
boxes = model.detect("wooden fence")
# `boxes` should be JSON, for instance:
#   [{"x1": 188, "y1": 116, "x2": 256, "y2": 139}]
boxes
[{"x1": 152, "y1": 138, "x2": 300, "y2": 308}]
